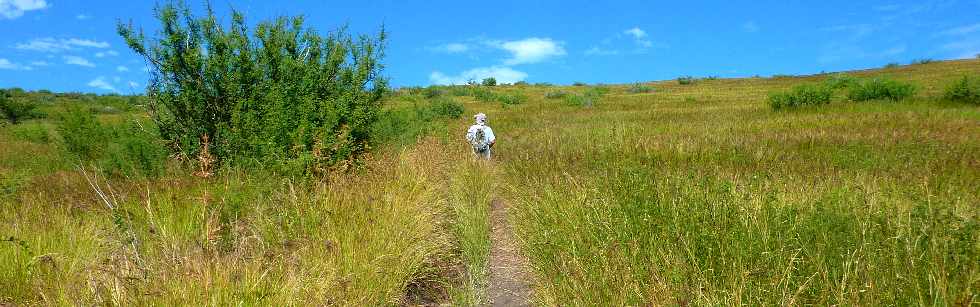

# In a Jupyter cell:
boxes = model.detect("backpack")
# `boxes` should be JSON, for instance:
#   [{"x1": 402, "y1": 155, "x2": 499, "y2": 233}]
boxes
[{"x1": 470, "y1": 126, "x2": 489, "y2": 151}]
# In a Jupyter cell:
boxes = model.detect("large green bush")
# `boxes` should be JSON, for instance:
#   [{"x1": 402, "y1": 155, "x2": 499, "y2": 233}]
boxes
[
  {"x1": 117, "y1": 2, "x2": 387, "y2": 172},
  {"x1": 768, "y1": 84, "x2": 832, "y2": 110},
  {"x1": 847, "y1": 78, "x2": 916, "y2": 102},
  {"x1": 0, "y1": 89, "x2": 39, "y2": 124},
  {"x1": 942, "y1": 76, "x2": 980, "y2": 105},
  {"x1": 482, "y1": 77, "x2": 497, "y2": 87}
]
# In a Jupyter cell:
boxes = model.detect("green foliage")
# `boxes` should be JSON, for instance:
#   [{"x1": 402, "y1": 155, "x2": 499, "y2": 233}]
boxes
[
  {"x1": 423, "y1": 86, "x2": 446, "y2": 99},
  {"x1": 677, "y1": 76, "x2": 696, "y2": 85},
  {"x1": 481, "y1": 77, "x2": 497, "y2": 86},
  {"x1": 544, "y1": 90, "x2": 569, "y2": 99},
  {"x1": 627, "y1": 83, "x2": 654, "y2": 93},
  {"x1": 497, "y1": 92, "x2": 526, "y2": 106},
  {"x1": 823, "y1": 74, "x2": 859, "y2": 89},
  {"x1": 513, "y1": 81, "x2": 528, "y2": 86},
  {"x1": 942, "y1": 75, "x2": 980, "y2": 105},
  {"x1": 471, "y1": 87, "x2": 497, "y2": 103},
  {"x1": 910, "y1": 58, "x2": 935, "y2": 65},
  {"x1": 572, "y1": 82, "x2": 587, "y2": 86},
  {"x1": 564, "y1": 86, "x2": 608, "y2": 107},
  {"x1": 55, "y1": 105, "x2": 167, "y2": 178},
  {"x1": 372, "y1": 97, "x2": 465, "y2": 147},
  {"x1": 884, "y1": 62, "x2": 900, "y2": 69},
  {"x1": 57, "y1": 105, "x2": 108, "y2": 160},
  {"x1": 768, "y1": 84, "x2": 833, "y2": 110},
  {"x1": 847, "y1": 78, "x2": 916, "y2": 102},
  {"x1": 118, "y1": 2, "x2": 387, "y2": 173},
  {"x1": 8, "y1": 123, "x2": 51, "y2": 144},
  {"x1": 0, "y1": 89, "x2": 40, "y2": 124}
]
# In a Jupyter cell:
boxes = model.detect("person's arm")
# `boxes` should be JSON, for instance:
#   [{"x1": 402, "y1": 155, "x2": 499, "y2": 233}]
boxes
[{"x1": 486, "y1": 127, "x2": 496, "y2": 147}]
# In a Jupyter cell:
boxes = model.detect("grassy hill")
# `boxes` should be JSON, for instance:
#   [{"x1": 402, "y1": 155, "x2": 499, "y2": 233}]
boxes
[{"x1": 2, "y1": 59, "x2": 978, "y2": 305}]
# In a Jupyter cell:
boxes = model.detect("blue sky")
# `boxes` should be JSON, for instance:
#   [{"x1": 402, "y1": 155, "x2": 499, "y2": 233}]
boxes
[{"x1": 1, "y1": 0, "x2": 979, "y2": 93}]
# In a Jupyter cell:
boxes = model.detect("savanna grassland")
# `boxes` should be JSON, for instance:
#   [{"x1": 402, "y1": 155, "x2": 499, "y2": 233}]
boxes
[{"x1": 2, "y1": 58, "x2": 979, "y2": 306}]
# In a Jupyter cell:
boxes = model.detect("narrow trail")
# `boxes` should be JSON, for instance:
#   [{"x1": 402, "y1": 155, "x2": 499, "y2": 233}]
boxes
[{"x1": 487, "y1": 198, "x2": 532, "y2": 306}]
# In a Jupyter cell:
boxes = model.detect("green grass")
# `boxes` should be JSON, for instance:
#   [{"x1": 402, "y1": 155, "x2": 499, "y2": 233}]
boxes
[{"x1": 2, "y1": 59, "x2": 979, "y2": 305}]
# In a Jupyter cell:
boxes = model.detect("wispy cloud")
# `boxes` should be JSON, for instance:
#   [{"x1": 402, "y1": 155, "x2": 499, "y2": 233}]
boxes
[
  {"x1": 0, "y1": 58, "x2": 32, "y2": 70},
  {"x1": 429, "y1": 66, "x2": 527, "y2": 85},
  {"x1": 940, "y1": 23, "x2": 980, "y2": 36},
  {"x1": 95, "y1": 50, "x2": 119, "y2": 58},
  {"x1": 87, "y1": 76, "x2": 117, "y2": 92},
  {"x1": 63, "y1": 55, "x2": 95, "y2": 67},
  {"x1": 624, "y1": 27, "x2": 653, "y2": 47},
  {"x1": 16, "y1": 38, "x2": 110, "y2": 53},
  {"x1": 0, "y1": 0, "x2": 48, "y2": 19},
  {"x1": 29, "y1": 60, "x2": 50, "y2": 67},
  {"x1": 76, "y1": 14, "x2": 90, "y2": 20},
  {"x1": 116, "y1": 65, "x2": 129, "y2": 72},
  {"x1": 584, "y1": 46, "x2": 619, "y2": 56},
  {"x1": 428, "y1": 42, "x2": 470, "y2": 54},
  {"x1": 743, "y1": 21, "x2": 760, "y2": 33}
]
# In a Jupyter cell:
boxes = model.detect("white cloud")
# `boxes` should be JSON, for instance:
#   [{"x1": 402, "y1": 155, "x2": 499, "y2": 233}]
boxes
[
  {"x1": 29, "y1": 60, "x2": 49, "y2": 66},
  {"x1": 623, "y1": 27, "x2": 653, "y2": 48},
  {"x1": 63, "y1": 55, "x2": 95, "y2": 67},
  {"x1": 584, "y1": 46, "x2": 619, "y2": 56},
  {"x1": 624, "y1": 27, "x2": 647, "y2": 39},
  {"x1": 0, "y1": 58, "x2": 32, "y2": 70},
  {"x1": 429, "y1": 42, "x2": 469, "y2": 53},
  {"x1": 743, "y1": 21, "x2": 760, "y2": 33},
  {"x1": 16, "y1": 38, "x2": 110, "y2": 53},
  {"x1": 95, "y1": 50, "x2": 119, "y2": 58},
  {"x1": 116, "y1": 65, "x2": 129, "y2": 72},
  {"x1": 497, "y1": 37, "x2": 566, "y2": 65},
  {"x1": 940, "y1": 23, "x2": 980, "y2": 36},
  {"x1": 76, "y1": 14, "x2": 90, "y2": 20},
  {"x1": 87, "y1": 76, "x2": 117, "y2": 92},
  {"x1": 0, "y1": 0, "x2": 48, "y2": 19},
  {"x1": 429, "y1": 66, "x2": 527, "y2": 85}
]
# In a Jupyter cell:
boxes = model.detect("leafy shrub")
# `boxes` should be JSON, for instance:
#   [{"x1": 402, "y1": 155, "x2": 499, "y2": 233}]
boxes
[
  {"x1": 628, "y1": 83, "x2": 654, "y2": 93},
  {"x1": 572, "y1": 82, "x2": 587, "y2": 86},
  {"x1": 564, "y1": 86, "x2": 607, "y2": 107},
  {"x1": 544, "y1": 90, "x2": 569, "y2": 99},
  {"x1": 942, "y1": 76, "x2": 980, "y2": 105},
  {"x1": 118, "y1": 2, "x2": 387, "y2": 172},
  {"x1": 824, "y1": 74, "x2": 859, "y2": 89},
  {"x1": 884, "y1": 62, "x2": 900, "y2": 69},
  {"x1": 471, "y1": 87, "x2": 497, "y2": 103},
  {"x1": 847, "y1": 78, "x2": 916, "y2": 102},
  {"x1": 498, "y1": 92, "x2": 526, "y2": 106},
  {"x1": 768, "y1": 84, "x2": 833, "y2": 110},
  {"x1": 702, "y1": 76, "x2": 719, "y2": 81},
  {"x1": 0, "y1": 89, "x2": 39, "y2": 124},
  {"x1": 482, "y1": 77, "x2": 497, "y2": 86},
  {"x1": 513, "y1": 81, "x2": 528, "y2": 86},
  {"x1": 57, "y1": 105, "x2": 108, "y2": 160},
  {"x1": 677, "y1": 76, "x2": 696, "y2": 85},
  {"x1": 102, "y1": 122, "x2": 169, "y2": 178},
  {"x1": 911, "y1": 58, "x2": 935, "y2": 65},
  {"x1": 8, "y1": 123, "x2": 51, "y2": 143},
  {"x1": 429, "y1": 97, "x2": 465, "y2": 118}
]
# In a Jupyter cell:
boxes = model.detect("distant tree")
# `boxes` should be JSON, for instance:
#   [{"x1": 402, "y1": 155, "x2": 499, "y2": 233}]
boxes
[
  {"x1": 0, "y1": 89, "x2": 38, "y2": 124},
  {"x1": 482, "y1": 77, "x2": 497, "y2": 86},
  {"x1": 117, "y1": 1, "x2": 387, "y2": 172}
]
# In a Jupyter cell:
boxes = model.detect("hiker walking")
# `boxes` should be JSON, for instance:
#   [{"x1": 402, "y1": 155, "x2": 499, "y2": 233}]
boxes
[{"x1": 466, "y1": 113, "x2": 496, "y2": 160}]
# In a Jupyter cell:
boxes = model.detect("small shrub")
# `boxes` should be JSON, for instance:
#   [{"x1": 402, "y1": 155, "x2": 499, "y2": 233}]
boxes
[
  {"x1": 471, "y1": 87, "x2": 497, "y2": 103},
  {"x1": 563, "y1": 94, "x2": 592, "y2": 107},
  {"x1": 572, "y1": 82, "x2": 587, "y2": 86},
  {"x1": 57, "y1": 105, "x2": 108, "y2": 160},
  {"x1": 628, "y1": 83, "x2": 654, "y2": 93},
  {"x1": 884, "y1": 62, "x2": 900, "y2": 69},
  {"x1": 702, "y1": 76, "x2": 719, "y2": 81},
  {"x1": 102, "y1": 122, "x2": 169, "y2": 178},
  {"x1": 0, "y1": 90, "x2": 39, "y2": 124},
  {"x1": 768, "y1": 84, "x2": 833, "y2": 110},
  {"x1": 942, "y1": 76, "x2": 980, "y2": 105},
  {"x1": 910, "y1": 58, "x2": 935, "y2": 65},
  {"x1": 514, "y1": 81, "x2": 528, "y2": 86},
  {"x1": 429, "y1": 97, "x2": 465, "y2": 118},
  {"x1": 544, "y1": 90, "x2": 569, "y2": 99},
  {"x1": 482, "y1": 77, "x2": 497, "y2": 86},
  {"x1": 677, "y1": 76, "x2": 696, "y2": 85},
  {"x1": 847, "y1": 78, "x2": 916, "y2": 102},
  {"x1": 9, "y1": 123, "x2": 51, "y2": 143},
  {"x1": 498, "y1": 92, "x2": 527, "y2": 106},
  {"x1": 824, "y1": 74, "x2": 859, "y2": 89}
]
